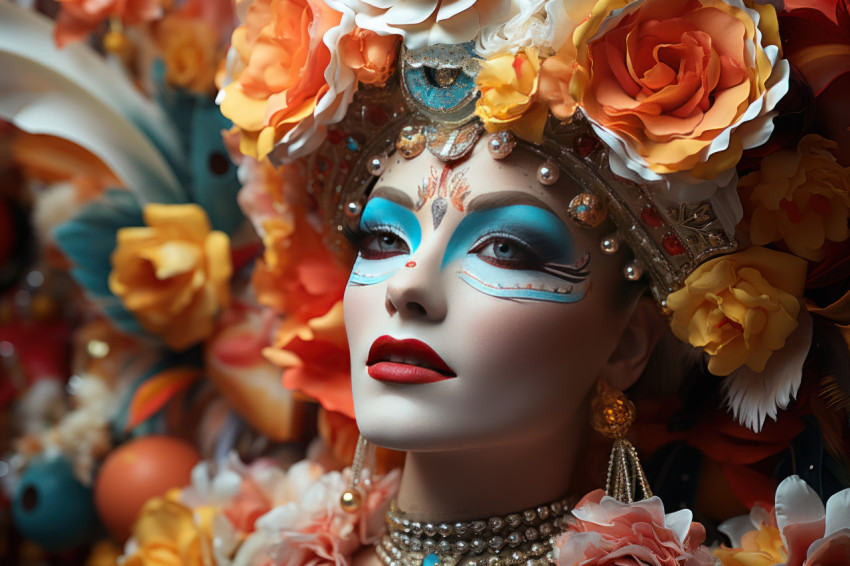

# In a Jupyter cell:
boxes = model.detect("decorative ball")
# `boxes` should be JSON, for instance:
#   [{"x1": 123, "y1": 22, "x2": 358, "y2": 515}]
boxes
[
  {"x1": 623, "y1": 261, "x2": 643, "y2": 281},
  {"x1": 590, "y1": 386, "x2": 636, "y2": 440},
  {"x1": 487, "y1": 132, "x2": 516, "y2": 160},
  {"x1": 368, "y1": 155, "x2": 387, "y2": 176},
  {"x1": 345, "y1": 201, "x2": 363, "y2": 218},
  {"x1": 397, "y1": 126, "x2": 426, "y2": 159},
  {"x1": 94, "y1": 436, "x2": 200, "y2": 541},
  {"x1": 339, "y1": 488, "x2": 363, "y2": 513},
  {"x1": 536, "y1": 161, "x2": 559, "y2": 185},
  {"x1": 567, "y1": 193, "x2": 607, "y2": 228},
  {"x1": 600, "y1": 235, "x2": 620, "y2": 255},
  {"x1": 12, "y1": 455, "x2": 98, "y2": 551}
]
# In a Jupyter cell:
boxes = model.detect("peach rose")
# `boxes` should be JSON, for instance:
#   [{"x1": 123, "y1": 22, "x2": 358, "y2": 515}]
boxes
[
  {"x1": 546, "y1": 0, "x2": 789, "y2": 196},
  {"x1": 339, "y1": 28, "x2": 401, "y2": 87},
  {"x1": 108, "y1": 204, "x2": 232, "y2": 351},
  {"x1": 219, "y1": 0, "x2": 354, "y2": 161},
  {"x1": 475, "y1": 48, "x2": 549, "y2": 143},
  {"x1": 666, "y1": 247, "x2": 807, "y2": 376},
  {"x1": 739, "y1": 134, "x2": 850, "y2": 262},
  {"x1": 155, "y1": 15, "x2": 221, "y2": 94},
  {"x1": 555, "y1": 490, "x2": 713, "y2": 566},
  {"x1": 54, "y1": 0, "x2": 162, "y2": 47}
]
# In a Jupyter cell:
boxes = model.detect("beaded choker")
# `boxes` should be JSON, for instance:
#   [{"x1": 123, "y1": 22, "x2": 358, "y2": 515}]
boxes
[{"x1": 379, "y1": 497, "x2": 573, "y2": 566}]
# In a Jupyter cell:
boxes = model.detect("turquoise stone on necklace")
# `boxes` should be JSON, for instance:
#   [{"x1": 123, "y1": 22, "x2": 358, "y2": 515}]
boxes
[{"x1": 423, "y1": 553, "x2": 440, "y2": 566}]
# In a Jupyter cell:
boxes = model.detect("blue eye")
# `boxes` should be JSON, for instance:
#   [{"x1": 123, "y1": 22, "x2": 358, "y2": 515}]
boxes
[
  {"x1": 469, "y1": 235, "x2": 542, "y2": 270},
  {"x1": 359, "y1": 226, "x2": 411, "y2": 260}
]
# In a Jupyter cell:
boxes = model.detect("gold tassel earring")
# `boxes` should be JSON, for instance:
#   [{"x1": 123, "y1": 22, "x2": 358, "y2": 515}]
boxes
[
  {"x1": 590, "y1": 380, "x2": 653, "y2": 503},
  {"x1": 339, "y1": 434, "x2": 375, "y2": 513}
]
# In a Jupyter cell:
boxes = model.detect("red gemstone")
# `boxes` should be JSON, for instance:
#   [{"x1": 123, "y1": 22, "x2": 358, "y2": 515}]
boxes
[
  {"x1": 327, "y1": 129, "x2": 343, "y2": 144},
  {"x1": 573, "y1": 134, "x2": 600, "y2": 158},
  {"x1": 366, "y1": 105, "x2": 389, "y2": 126},
  {"x1": 662, "y1": 234, "x2": 685, "y2": 256},
  {"x1": 641, "y1": 206, "x2": 664, "y2": 228}
]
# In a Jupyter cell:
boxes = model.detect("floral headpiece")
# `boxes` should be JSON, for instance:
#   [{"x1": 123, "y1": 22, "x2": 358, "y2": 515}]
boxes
[{"x1": 217, "y1": 0, "x2": 850, "y2": 432}]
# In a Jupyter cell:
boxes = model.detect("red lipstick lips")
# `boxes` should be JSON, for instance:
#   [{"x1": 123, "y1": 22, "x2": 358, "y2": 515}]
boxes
[{"x1": 367, "y1": 335, "x2": 456, "y2": 384}]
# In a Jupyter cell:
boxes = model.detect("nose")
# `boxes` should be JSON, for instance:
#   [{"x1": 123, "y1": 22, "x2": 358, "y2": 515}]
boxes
[{"x1": 385, "y1": 244, "x2": 448, "y2": 321}]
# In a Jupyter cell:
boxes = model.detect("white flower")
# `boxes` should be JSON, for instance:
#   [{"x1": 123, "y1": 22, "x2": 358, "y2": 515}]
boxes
[
  {"x1": 722, "y1": 309, "x2": 812, "y2": 432},
  {"x1": 475, "y1": 0, "x2": 581, "y2": 58},
  {"x1": 340, "y1": 0, "x2": 511, "y2": 49}
]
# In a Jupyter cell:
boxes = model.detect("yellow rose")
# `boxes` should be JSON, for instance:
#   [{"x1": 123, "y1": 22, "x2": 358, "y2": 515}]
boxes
[
  {"x1": 109, "y1": 204, "x2": 231, "y2": 351},
  {"x1": 740, "y1": 134, "x2": 850, "y2": 261},
  {"x1": 156, "y1": 15, "x2": 221, "y2": 94},
  {"x1": 475, "y1": 48, "x2": 549, "y2": 143},
  {"x1": 123, "y1": 497, "x2": 216, "y2": 566},
  {"x1": 667, "y1": 247, "x2": 807, "y2": 376},
  {"x1": 714, "y1": 524, "x2": 786, "y2": 566}
]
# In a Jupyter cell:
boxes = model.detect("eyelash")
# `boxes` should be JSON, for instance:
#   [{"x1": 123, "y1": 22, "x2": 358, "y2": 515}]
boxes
[
  {"x1": 354, "y1": 224, "x2": 411, "y2": 260},
  {"x1": 468, "y1": 232, "x2": 542, "y2": 270}
]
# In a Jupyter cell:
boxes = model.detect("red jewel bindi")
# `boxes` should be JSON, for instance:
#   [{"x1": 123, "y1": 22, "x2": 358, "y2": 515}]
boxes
[{"x1": 405, "y1": 261, "x2": 416, "y2": 268}]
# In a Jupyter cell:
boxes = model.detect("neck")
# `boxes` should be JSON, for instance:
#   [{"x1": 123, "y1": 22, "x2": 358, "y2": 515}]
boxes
[{"x1": 394, "y1": 412, "x2": 586, "y2": 522}]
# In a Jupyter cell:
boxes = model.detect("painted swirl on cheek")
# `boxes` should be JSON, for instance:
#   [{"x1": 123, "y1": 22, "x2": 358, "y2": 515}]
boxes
[
  {"x1": 441, "y1": 205, "x2": 590, "y2": 303},
  {"x1": 349, "y1": 198, "x2": 422, "y2": 286}
]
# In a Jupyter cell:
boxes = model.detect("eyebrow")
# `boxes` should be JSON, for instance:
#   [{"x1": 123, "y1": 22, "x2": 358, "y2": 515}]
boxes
[
  {"x1": 466, "y1": 191, "x2": 559, "y2": 217},
  {"x1": 370, "y1": 186, "x2": 415, "y2": 209}
]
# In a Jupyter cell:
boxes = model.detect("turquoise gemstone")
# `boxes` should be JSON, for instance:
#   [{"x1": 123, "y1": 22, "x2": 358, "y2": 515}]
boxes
[{"x1": 423, "y1": 553, "x2": 440, "y2": 566}]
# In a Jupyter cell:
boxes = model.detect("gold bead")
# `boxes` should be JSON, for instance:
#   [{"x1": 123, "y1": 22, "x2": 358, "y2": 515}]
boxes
[
  {"x1": 590, "y1": 381, "x2": 636, "y2": 440},
  {"x1": 339, "y1": 489, "x2": 363, "y2": 513}
]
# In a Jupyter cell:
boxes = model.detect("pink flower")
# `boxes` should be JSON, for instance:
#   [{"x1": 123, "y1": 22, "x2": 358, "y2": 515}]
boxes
[
  {"x1": 556, "y1": 490, "x2": 713, "y2": 566},
  {"x1": 254, "y1": 465, "x2": 399, "y2": 566}
]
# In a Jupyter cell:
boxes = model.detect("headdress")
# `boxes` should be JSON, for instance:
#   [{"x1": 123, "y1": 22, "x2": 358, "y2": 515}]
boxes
[{"x1": 217, "y1": 0, "x2": 850, "y2": 433}]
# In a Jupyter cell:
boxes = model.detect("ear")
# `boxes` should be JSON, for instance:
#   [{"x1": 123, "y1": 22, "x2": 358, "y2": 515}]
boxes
[{"x1": 598, "y1": 296, "x2": 667, "y2": 391}]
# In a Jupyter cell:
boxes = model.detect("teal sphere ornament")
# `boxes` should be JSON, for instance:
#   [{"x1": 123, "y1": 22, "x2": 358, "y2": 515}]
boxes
[{"x1": 12, "y1": 455, "x2": 99, "y2": 551}]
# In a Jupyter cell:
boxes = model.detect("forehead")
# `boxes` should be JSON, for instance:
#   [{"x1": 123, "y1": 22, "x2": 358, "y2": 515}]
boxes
[{"x1": 374, "y1": 142, "x2": 580, "y2": 216}]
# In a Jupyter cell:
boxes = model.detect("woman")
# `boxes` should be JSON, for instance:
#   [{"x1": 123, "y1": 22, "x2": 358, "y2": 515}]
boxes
[{"x1": 2, "y1": 0, "x2": 849, "y2": 564}]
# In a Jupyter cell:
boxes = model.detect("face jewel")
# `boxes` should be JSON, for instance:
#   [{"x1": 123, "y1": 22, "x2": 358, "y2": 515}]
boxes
[
  {"x1": 397, "y1": 126, "x2": 426, "y2": 159},
  {"x1": 567, "y1": 192, "x2": 607, "y2": 228},
  {"x1": 600, "y1": 235, "x2": 620, "y2": 255}
]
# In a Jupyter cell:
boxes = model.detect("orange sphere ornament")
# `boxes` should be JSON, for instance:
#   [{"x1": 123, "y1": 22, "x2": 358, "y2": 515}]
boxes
[{"x1": 94, "y1": 436, "x2": 200, "y2": 541}]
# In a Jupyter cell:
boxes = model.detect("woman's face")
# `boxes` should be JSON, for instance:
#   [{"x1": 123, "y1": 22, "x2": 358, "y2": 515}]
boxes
[{"x1": 344, "y1": 142, "x2": 635, "y2": 451}]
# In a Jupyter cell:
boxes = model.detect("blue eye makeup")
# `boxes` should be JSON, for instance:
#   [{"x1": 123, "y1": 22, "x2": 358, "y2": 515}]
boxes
[
  {"x1": 348, "y1": 198, "x2": 422, "y2": 286},
  {"x1": 442, "y1": 205, "x2": 589, "y2": 303}
]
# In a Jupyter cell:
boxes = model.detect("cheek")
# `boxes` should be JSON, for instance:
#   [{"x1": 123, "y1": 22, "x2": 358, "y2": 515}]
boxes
[{"x1": 343, "y1": 283, "x2": 386, "y2": 362}]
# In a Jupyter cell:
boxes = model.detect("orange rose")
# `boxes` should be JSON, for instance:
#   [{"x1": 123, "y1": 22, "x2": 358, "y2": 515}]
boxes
[
  {"x1": 219, "y1": 0, "x2": 346, "y2": 160},
  {"x1": 547, "y1": 0, "x2": 789, "y2": 188},
  {"x1": 54, "y1": 0, "x2": 162, "y2": 47},
  {"x1": 739, "y1": 134, "x2": 850, "y2": 261},
  {"x1": 263, "y1": 301, "x2": 354, "y2": 418},
  {"x1": 252, "y1": 213, "x2": 350, "y2": 323},
  {"x1": 109, "y1": 204, "x2": 231, "y2": 351},
  {"x1": 155, "y1": 15, "x2": 221, "y2": 94},
  {"x1": 339, "y1": 28, "x2": 401, "y2": 87}
]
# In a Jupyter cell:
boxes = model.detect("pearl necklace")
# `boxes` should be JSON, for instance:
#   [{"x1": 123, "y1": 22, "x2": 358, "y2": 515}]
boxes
[{"x1": 378, "y1": 497, "x2": 573, "y2": 566}]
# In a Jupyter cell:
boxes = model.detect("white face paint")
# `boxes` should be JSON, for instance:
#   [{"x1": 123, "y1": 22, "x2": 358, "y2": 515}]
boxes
[{"x1": 344, "y1": 142, "x2": 634, "y2": 452}]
